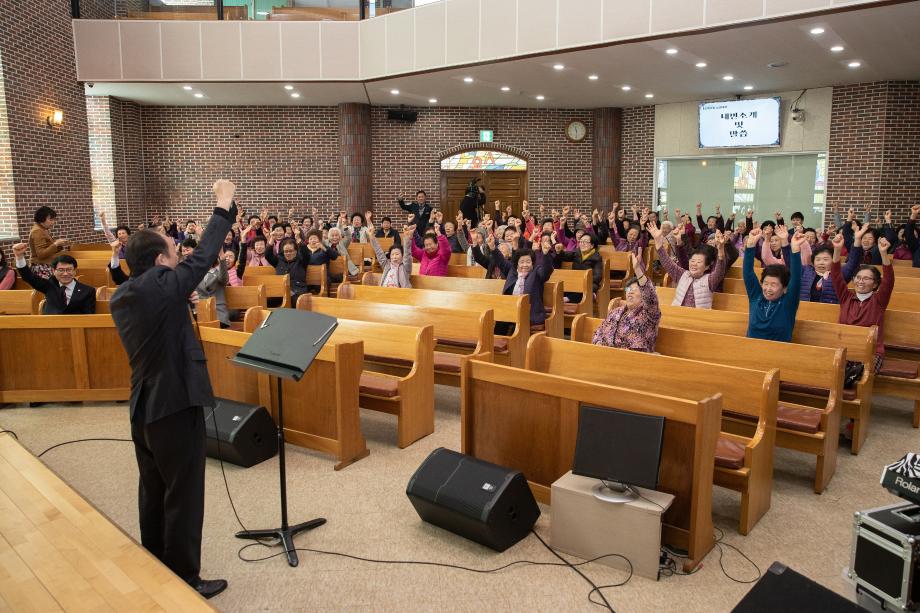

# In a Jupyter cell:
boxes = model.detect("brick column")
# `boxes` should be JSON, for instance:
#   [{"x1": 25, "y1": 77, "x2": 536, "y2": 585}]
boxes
[
  {"x1": 592, "y1": 107, "x2": 622, "y2": 211},
  {"x1": 339, "y1": 103, "x2": 373, "y2": 213}
]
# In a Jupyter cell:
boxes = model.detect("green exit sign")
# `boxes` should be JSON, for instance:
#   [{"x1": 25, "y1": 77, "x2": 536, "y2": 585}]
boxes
[{"x1": 479, "y1": 130, "x2": 494, "y2": 142}]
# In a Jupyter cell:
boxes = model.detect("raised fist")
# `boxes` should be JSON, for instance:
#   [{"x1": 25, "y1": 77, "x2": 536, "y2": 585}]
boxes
[
  {"x1": 212, "y1": 179, "x2": 236, "y2": 210},
  {"x1": 12, "y1": 243, "x2": 27, "y2": 258}
]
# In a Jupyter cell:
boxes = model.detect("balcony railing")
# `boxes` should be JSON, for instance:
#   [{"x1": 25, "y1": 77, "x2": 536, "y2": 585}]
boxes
[{"x1": 73, "y1": 0, "x2": 434, "y2": 21}]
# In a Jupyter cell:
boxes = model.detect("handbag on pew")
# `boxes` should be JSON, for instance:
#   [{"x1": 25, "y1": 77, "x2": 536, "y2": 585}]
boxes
[{"x1": 844, "y1": 360, "x2": 864, "y2": 390}]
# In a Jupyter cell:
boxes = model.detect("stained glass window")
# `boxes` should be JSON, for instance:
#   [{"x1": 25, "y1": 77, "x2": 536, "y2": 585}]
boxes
[{"x1": 440, "y1": 151, "x2": 527, "y2": 171}]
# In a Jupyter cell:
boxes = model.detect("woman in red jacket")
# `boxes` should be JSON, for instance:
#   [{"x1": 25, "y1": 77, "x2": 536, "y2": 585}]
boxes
[{"x1": 411, "y1": 225, "x2": 451, "y2": 276}]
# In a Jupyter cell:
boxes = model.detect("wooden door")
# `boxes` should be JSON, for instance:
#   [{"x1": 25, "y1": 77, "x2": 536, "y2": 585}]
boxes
[{"x1": 440, "y1": 170, "x2": 528, "y2": 223}]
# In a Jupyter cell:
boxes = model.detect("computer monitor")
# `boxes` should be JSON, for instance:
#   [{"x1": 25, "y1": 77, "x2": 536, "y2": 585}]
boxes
[{"x1": 572, "y1": 405, "x2": 665, "y2": 503}]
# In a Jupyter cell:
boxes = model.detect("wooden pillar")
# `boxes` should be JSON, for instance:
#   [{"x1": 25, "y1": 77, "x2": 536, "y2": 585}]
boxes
[
  {"x1": 592, "y1": 107, "x2": 622, "y2": 211},
  {"x1": 338, "y1": 103, "x2": 373, "y2": 213}
]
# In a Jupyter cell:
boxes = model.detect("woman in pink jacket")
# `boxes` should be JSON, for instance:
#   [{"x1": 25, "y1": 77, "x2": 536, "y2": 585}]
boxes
[{"x1": 411, "y1": 225, "x2": 451, "y2": 276}]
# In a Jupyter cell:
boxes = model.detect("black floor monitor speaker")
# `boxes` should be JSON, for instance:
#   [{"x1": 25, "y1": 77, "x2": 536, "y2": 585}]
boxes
[
  {"x1": 733, "y1": 561, "x2": 868, "y2": 612},
  {"x1": 406, "y1": 448, "x2": 540, "y2": 552},
  {"x1": 203, "y1": 399, "x2": 278, "y2": 468}
]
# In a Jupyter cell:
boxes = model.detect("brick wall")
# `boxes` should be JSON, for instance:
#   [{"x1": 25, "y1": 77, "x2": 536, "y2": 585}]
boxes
[
  {"x1": 619, "y1": 105, "x2": 655, "y2": 210},
  {"x1": 0, "y1": 0, "x2": 97, "y2": 256},
  {"x1": 370, "y1": 106, "x2": 594, "y2": 224},
  {"x1": 0, "y1": 49, "x2": 15, "y2": 240},
  {"x1": 110, "y1": 97, "x2": 147, "y2": 228},
  {"x1": 879, "y1": 81, "x2": 920, "y2": 221},
  {"x1": 86, "y1": 96, "x2": 116, "y2": 227},
  {"x1": 139, "y1": 105, "x2": 340, "y2": 224},
  {"x1": 826, "y1": 80, "x2": 920, "y2": 223}
]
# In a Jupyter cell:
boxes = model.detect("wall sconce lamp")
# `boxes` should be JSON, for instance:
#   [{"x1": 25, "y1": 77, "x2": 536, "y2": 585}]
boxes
[{"x1": 47, "y1": 110, "x2": 63, "y2": 127}]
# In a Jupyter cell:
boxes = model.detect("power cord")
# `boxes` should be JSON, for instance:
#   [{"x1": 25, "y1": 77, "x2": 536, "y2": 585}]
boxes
[
  {"x1": 38, "y1": 438, "x2": 132, "y2": 458},
  {"x1": 658, "y1": 527, "x2": 761, "y2": 584},
  {"x1": 0, "y1": 429, "x2": 18, "y2": 440}
]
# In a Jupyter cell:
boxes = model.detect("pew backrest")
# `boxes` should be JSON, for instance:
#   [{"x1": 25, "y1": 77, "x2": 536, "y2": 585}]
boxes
[{"x1": 0, "y1": 290, "x2": 40, "y2": 315}]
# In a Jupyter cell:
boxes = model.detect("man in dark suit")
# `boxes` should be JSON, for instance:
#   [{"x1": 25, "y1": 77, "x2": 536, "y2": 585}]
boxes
[
  {"x1": 10, "y1": 248, "x2": 96, "y2": 314},
  {"x1": 397, "y1": 189, "x2": 433, "y2": 231},
  {"x1": 109, "y1": 179, "x2": 236, "y2": 599}
]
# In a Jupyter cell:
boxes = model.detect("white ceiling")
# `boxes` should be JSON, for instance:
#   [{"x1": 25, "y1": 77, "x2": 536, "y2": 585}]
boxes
[{"x1": 86, "y1": 0, "x2": 920, "y2": 108}]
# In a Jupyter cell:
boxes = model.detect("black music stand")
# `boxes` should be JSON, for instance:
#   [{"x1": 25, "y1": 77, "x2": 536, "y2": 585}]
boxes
[{"x1": 230, "y1": 308, "x2": 338, "y2": 567}]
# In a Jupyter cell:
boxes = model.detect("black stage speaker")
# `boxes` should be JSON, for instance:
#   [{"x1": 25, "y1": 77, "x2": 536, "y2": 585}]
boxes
[
  {"x1": 406, "y1": 448, "x2": 540, "y2": 552},
  {"x1": 203, "y1": 399, "x2": 278, "y2": 468},
  {"x1": 387, "y1": 109, "x2": 418, "y2": 122},
  {"x1": 732, "y1": 561, "x2": 868, "y2": 612}
]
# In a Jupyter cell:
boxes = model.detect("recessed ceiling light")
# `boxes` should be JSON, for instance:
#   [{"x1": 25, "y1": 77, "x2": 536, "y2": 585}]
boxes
[
  {"x1": 722, "y1": 75, "x2": 734, "y2": 81},
  {"x1": 645, "y1": 93, "x2": 654, "y2": 98},
  {"x1": 743, "y1": 85, "x2": 754, "y2": 91},
  {"x1": 390, "y1": 89, "x2": 399, "y2": 95},
  {"x1": 463, "y1": 77, "x2": 474, "y2": 83},
  {"x1": 695, "y1": 62, "x2": 707, "y2": 68},
  {"x1": 535, "y1": 95, "x2": 545, "y2": 100},
  {"x1": 500, "y1": 86, "x2": 510, "y2": 91},
  {"x1": 665, "y1": 48, "x2": 678, "y2": 55},
  {"x1": 290, "y1": 92, "x2": 301, "y2": 98},
  {"x1": 830, "y1": 45, "x2": 844, "y2": 53},
  {"x1": 182, "y1": 85, "x2": 193, "y2": 91},
  {"x1": 621, "y1": 85, "x2": 631, "y2": 91},
  {"x1": 588, "y1": 75, "x2": 599, "y2": 81},
  {"x1": 284, "y1": 85, "x2": 294, "y2": 90},
  {"x1": 553, "y1": 64, "x2": 564, "y2": 70},
  {"x1": 848, "y1": 61, "x2": 861, "y2": 68},
  {"x1": 428, "y1": 98, "x2": 437, "y2": 104},
  {"x1": 810, "y1": 27, "x2": 825, "y2": 35},
  {"x1": 193, "y1": 93, "x2": 204, "y2": 98}
]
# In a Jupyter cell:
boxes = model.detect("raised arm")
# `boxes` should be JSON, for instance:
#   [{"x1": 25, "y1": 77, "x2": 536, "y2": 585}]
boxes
[
  {"x1": 743, "y1": 228, "x2": 763, "y2": 300},
  {"x1": 171, "y1": 180, "x2": 236, "y2": 299},
  {"x1": 401, "y1": 228, "x2": 414, "y2": 276},
  {"x1": 876, "y1": 237, "x2": 894, "y2": 309},
  {"x1": 11, "y1": 243, "x2": 51, "y2": 294}
]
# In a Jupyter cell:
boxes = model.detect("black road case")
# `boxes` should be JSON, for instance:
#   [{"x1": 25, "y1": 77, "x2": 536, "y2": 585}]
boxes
[{"x1": 849, "y1": 502, "x2": 920, "y2": 611}]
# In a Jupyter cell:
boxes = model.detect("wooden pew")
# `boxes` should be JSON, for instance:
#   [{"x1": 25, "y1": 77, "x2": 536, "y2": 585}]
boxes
[
  {"x1": 723, "y1": 271, "x2": 920, "y2": 295},
  {"x1": 244, "y1": 308, "x2": 435, "y2": 449},
  {"x1": 364, "y1": 273, "x2": 565, "y2": 340},
  {"x1": 244, "y1": 266, "x2": 276, "y2": 276},
  {"x1": 198, "y1": 325, "x2": 369, "y2": 470},
  {"x1": 296, "y1": 294, "x2": 494, "y2": 387},
  {"x1": 224, "y1": 284, "x2": 267, "y2": 330},
  {"x1": 656, "y1": 286, "x2": 920, "y2": 428},
  {"x1": 654, "y1": 303, "x2": 878, "y2": 455},
  {"x1": 0, "y1": 315, "x2": 130, "y2": 402},
  {"x1": 0, "y1": 290, "x2": 40, "y2": 315},
  {"x1": 525, "y1": 334, "x2": 778, "y2": 535},
  {"x1": 572, "y1": 317, "x2": 845, "y2": 493},
  {"x1": 337, "y1": 283, "x2": 531, "y2": 368},
  {"x1": 411, "y1": 263, "x2": 487, "y2": 278},
  {"x1": 558, "y1": 258, "x2": 611, "y2": 317},
  {"x1": 460, "y1": 356, "x2": 720, "y2": 570},
  {"x1": 599, "y1": 247, "x2": 632, "y2": 295},
  {"x1": 68, "y1": 243, "x2": 111, "y2": 251},
  {"x1": 549, "y1": 268, "x2": 593, "y2": 328},
  {"x1": 243, "y1": 273, "x2": 290, "y2": 308},
  {"x1": 76, "y1": 268, "x2": 110, "y2": 288},
  {"x1": 0, "y1": 435, "x2": 216, "y2": 611}
]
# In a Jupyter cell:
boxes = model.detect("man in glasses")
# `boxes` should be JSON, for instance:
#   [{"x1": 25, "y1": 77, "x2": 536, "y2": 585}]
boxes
[{"x1": 10, "y1": 244, "x2": 96, "y2": 314}]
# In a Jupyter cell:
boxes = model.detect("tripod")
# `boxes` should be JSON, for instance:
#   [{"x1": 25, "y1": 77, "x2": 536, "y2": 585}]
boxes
[{"x1": 235, "y1": 377, "x2": 325, "y2": 567}]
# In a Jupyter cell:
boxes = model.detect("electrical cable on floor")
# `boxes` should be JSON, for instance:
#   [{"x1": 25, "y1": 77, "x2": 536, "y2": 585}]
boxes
[
  {"x1": 0, "y1": 429, "x2": 19, "y2": 440},
  {"x1": 659, "y1": 527, "x2": 760, "y2": 583},
  {"x1": 37, "y1": 437, "x2": 132, "y2": 457}
]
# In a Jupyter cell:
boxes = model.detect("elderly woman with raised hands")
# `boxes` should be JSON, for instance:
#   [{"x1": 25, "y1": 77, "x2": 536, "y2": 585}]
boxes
[
  {"x1": 591, "y1": 253, "x2": 660, "y2": 352},
  {"x1": 743, "y1": 227, "x2": 805, "y2": 342},
  {"x1": 649, "y1": 220, "x2": 726, "y2": 308},
  {"x1": 411, "y1": 223, "x2": 451, "y2": 276},
  {"x1": 831, "y1": 232, "x2": 894, "y2": 373},
  {"x1": 365, "y1": 212, "x2": 413, "y2": 288}
]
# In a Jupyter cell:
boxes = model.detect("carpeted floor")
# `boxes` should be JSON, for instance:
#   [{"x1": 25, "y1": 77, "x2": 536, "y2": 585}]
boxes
[{"x1": 0, "y1": 389, "x2": 915, "y2": 612}]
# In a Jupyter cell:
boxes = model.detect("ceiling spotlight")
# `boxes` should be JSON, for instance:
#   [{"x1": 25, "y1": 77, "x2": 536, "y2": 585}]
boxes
[
  {"x1": 644, "y1": 93, "x2": 654, "y2": 98},
  {"x1": 743, "y1": 85, "x2": 754, "y2": 91},
  {"x1": 500, "y1": 86, "x2": 510, "y2": 91},
  {"x1": 665, "y1": 48, "x2": 678, "y2": 55},
  {"x1": 621, "y1": 85, "x2": 631, "y2": 91},
  {"x1": 588, "y1": 75, "x2": 599, "y2": 81},
  {"x1": 809, "y1": 27, "x2": 825, "y2": 35},
  {"x1": 284, "y1": 85, "x2": 294, "y2": 90},
  {"x1": 830, "y1": 45, "x2": 844, "y2": 53},
  {"x1": 848, "y1": 61, "x2": 861, "y2": 68},
  {"x1": 553, "y1": 63, "x2": 564, "y2": 70},
  {"x1": 535, "y1": 95, "x2": 545, "y2": 100},
  {"x1": 193, "y1": 92, "x2": 204, "y2": 98},
  {"x1": 428, "y1": 98, "x2": 437, "y2": 104},
  {"x1": 290, "y1": 92, "x2": 301, "y2": 98},
  {"x1": 390, "y1": 89, "x2": 399, "y2": 95},
  {"x1": 695, "y1": 62, "x2": 707, "y2": 68},
  {"x1": 463, "y1": 77, "x2": 474, "y2": 83},
  {"x1": 722, "y1": 75, "x2": 734, "y2": 81},
  {"x1": 182, "y1": 85, "x2": 193, "y2": 91}
]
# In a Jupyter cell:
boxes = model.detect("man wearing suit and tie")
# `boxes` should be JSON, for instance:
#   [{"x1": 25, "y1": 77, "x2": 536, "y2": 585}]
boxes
[
  {"x1": 108, "y1": 179, "x2": 236, "y2": 600},
  {"x1": 10, "y1": 247, "x2": 96, "y2": 314}
]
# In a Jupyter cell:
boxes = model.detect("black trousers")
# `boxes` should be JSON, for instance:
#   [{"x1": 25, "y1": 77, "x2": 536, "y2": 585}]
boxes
[{"x1": 130, "y1": 405, "x2": 206, "y2": 584}]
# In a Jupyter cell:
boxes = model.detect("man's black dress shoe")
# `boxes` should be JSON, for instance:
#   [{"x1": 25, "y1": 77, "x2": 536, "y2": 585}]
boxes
[{"x1": 192, "y1": 578, "x2": 228, "y2": 599}]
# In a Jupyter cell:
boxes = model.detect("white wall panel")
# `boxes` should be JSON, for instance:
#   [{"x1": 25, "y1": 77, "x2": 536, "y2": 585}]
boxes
[
  {"x1": 706, "y1": 0, "x2": 765, "y2": 25},
  {"x1": 517, "y1": 0, "x2": 557, "y2": 53},
  {"x1": 766, "y1": 0, "x2": 830, "y2": 15},
  {"x1": 480, "y1": 0, "x2": 517, "y2": 58},
  {"x1": 386, "y1": 10, "x2": 415, "y2": 75},
  {"x1": 445, "y1": 0, "x2": 480, "y2": 65},
  {"x1": 241, "y1": 23, "x2": 281, "y2": 80},
  {"x1": 602, "y1": 0, "x2": 651, "y2": 40},
  {"x1": 321, "y1": 22, "x2": 360, "y2": 79},
  {"x1": 558, "y1": 0, "x2": 603, "y2": 48},
  {"x1": 73, "y1": 20, "x2": 122, "y2": 80},
  {"x1": 282, "y1": 22, "x2": 322, "y2": 80},
  {"x1": 651, "y1": 0, "x2": 705, "y2": 32},
  {"x1": 201, "y1": 22, "x2": 242, "y2": 80},
  {"x1": 414, "y1": 2, "x2": 446, "y2": 69},
  {"x1": 120, "y1": 22, "x2": 161, "y2": 80},
  {"x1": 161, "y1": 22, "x2": 202, "y2": 80}
]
